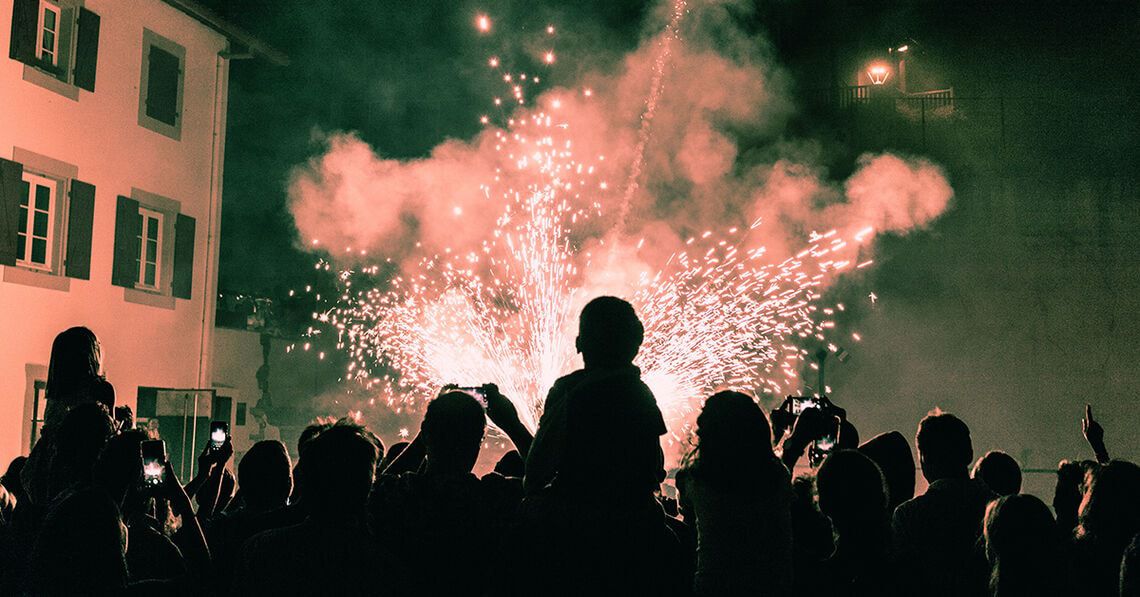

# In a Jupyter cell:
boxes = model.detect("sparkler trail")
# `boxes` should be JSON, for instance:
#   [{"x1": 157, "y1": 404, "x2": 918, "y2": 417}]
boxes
[
  {"x1": 296, "y1": 4, "x2": 951, "y2": 460},
  {"x1": 613, "y1": 0, "x2": 687, "y2": 238}
]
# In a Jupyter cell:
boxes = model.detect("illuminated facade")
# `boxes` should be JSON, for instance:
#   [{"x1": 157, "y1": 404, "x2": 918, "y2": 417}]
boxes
[{"x1": 0, "y1": 0, "x2": 282, "y2": 468}]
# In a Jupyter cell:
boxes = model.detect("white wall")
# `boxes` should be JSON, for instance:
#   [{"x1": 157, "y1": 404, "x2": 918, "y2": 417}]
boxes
[{"x1": 0, "y1": 0, "x2": 230, "y2": 465}]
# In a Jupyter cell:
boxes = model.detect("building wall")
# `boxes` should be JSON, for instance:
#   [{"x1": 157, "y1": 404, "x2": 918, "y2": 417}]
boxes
[{"x1": 0, "y1": 0, "x2": 230, "y2": 465}]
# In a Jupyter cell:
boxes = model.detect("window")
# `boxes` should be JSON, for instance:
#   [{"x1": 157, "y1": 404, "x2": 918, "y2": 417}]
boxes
[
  {"x1": 138, "y1": 29, "x2": 184, "y2": 139},
  {"x1": 35, "y1": 1, "x2": 60, "y2": 66},
  {"x1": 16, "y1": 172, "x2": 57, "y2": 271},
  {"x1": 10, "y1": 0, "x2": 99, "y2": 95},
  {"x1": 136, "y1": 207, "x2": 163, "y2": 290}
]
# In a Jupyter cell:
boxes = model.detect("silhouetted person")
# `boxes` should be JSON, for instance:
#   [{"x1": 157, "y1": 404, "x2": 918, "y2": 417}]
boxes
[
  {"x1": 678, "y1": 391, "x2": 792, "y2": 596},
  {"x1": 206, "y1": 440, "x2": 293, "y2": 592},
  {"x1": 515, "y1": 372, "x2": 685, "y2": 596},
  {"x1": 28, "y1": 487, "x2": 128, "y2": 596},
  {"x1": 525, "y1": 296, "x2": 666, "y2": 494},
  {"x1": 236, "y1": 422, "x2": 383, "y2": 595},
  {"x1": 369, "y1": 391, "x2": 524, "y2": 595},
  {"x1": 892, "y1": 410, "x2": 996, "y2": 597},
  {"x1": 23, "y1": 328, "x2": 115, "y2": 507},
  {"x1": 983, "y1": 494, "x2": 1071, "y2": 597},
  {"x1": 973, "y1": 451, "x2": 1022, "y2": 496},
  {"x1": 814, "y1": 449, "x2": 898, "y2": 596},
  {"x1": 1053, "y1": 459, "x2": 1098, "y2": 535},
  {"x1": 1072, "y1": 460, "x2": 1140, "y2": 597},
  {"x1": 857, "y1": 431, "x2": 916, "y2": 513}
]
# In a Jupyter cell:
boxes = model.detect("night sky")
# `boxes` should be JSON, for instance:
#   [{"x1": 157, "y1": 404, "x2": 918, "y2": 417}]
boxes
[{"x1": 204, "y1": 1, "x2": 1139, "y2": 483}]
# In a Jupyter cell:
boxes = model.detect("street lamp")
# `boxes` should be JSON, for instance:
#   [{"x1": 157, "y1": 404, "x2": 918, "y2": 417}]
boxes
[{"x1": 867, "y1": 63, "x2": 890, "y2": 85}]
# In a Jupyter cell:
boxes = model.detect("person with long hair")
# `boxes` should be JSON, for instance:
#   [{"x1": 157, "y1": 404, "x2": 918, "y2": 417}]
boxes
[
  {"x1": 22, "y1": 327, "x2": 115, "y2": 507},
  {"x1": 1072, "y1": 460, "x2": 1140, "y2": 597},
  {"x1": 983, "y1": 494, "x2": 1072, "y2": 597},
  {"x1": 678, "y1": 391, "x2": 793, "y2": 597}
]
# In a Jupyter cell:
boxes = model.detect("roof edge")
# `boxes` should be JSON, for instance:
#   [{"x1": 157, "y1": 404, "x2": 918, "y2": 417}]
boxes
[{"x1": 160, "y1": 0, "x2": 289, "y2": 66}]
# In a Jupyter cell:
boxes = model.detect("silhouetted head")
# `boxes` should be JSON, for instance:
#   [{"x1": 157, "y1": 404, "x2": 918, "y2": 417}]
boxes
[
  {"x1": 575, "y1": 296, "x2": 644, "y2": 368},
  {"x1": 915, "y1": 409, "x2": 973, "y2": 483},
  {"x1": 684, "y1": 391, "x2": 778, "y2": 494},
  {"x1": 301, "y1": 422, "x2": 379, "y2": 519},
  {"x1": 93, "y1": 429, "x2": 147, "y2": 508},
  {"x1": 817, "y1": 450, "x2": 889, "y2": 537},
  {"x1": 239, "y1": 440, "x2": 293, "y2": 511},
  {"x1": 46, "y1": 327, "x2": 103, "y2": 401},
  {"x1": 298, "y1": 421, "x2": 333, "y2": 454},
  {"x1": 30, "y1": 487, "x2": 128, "y2": 595},
  {"x1": 494, "y1": 450, "x2": 525, "y2": 478},
  {"x1": 973, "y1": 450, "x2": 1022, "y2": 496},
  {"x1": 984, "y1": 494, "x2": 1062, "y2": 596},
  {"x1": 382, "y1": 441, "x2": 410, "y2": 470},
  {"x1": 292, "y1": 421, "x2": 334, "y2": 503},
  {"x1": 1077, "y1": 460, "x2": 1140, "y2": 548},
  {"x1": 422, "y1": 391, "x2": 485, "y2": 474},
  {"x1": 1, "y1": 456, "x2": 27, "y2": 502},
  {"x1": 858, "y1": 431, "x2": 915, "y2": 511}
]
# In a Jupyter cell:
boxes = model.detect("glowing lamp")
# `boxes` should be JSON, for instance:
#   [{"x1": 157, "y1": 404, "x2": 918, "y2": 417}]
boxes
[{"x1": 867, "y1": 64, "x2": 890, "y2": 85}]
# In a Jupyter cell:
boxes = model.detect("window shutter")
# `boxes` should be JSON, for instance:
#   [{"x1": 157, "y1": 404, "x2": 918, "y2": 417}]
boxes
[
  {"x1": 7, "y1": 0, "x2": 37, "y2": 63},
  {"x1": 172, "y1": 213, "x2": 195, "y2": 299},
  {"x1": 146, "y1": 46, "x2": 180, "y2": 126},
  {"x1": 73, "y1": 8, "x2": 100, "y2": 92},
  {"x1": 111, "y1": 195, "x2": 141, "y2": 287},
  {"x1": 0, "y1": 158, "x2": 24, "y2": 266},
  {"x1": 65, "y1": 179, "x2": 95, "y2": 279}
]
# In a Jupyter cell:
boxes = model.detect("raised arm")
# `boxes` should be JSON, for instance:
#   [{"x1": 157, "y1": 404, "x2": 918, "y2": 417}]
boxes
[
  {"x1": 485, "y1": 384, "x2": 534, "y2": 459},
  {"x1": 1082, "y1": 404, "x2": 1110, "y2": 464}
]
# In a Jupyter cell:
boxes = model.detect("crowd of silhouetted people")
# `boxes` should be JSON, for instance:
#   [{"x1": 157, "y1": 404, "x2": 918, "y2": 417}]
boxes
[{"x1": 1, "y1": 296, "x2": 1138, "y2": 596}]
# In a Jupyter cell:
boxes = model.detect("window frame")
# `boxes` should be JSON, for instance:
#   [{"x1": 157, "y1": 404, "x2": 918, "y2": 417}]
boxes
[
  {"x1": 16, "y1": 171, "x2": 59, "y2": 272},
  {"x1": 35, "y1": 0, "x2": 62, "y2": 67},
  {"x1": 136, "y1": 207, "x2": 164, "y2": 291}
]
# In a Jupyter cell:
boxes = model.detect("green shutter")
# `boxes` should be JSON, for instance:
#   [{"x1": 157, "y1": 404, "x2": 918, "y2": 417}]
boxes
[
  {"x1": 73, "y1": 8, "x2": 100, "y2": 92},
  {"x1": 8, "y1": 0, "x2": 37, "y2": 63},
  {"x1": 0, "y1": 158, "x2": 24, "y2": 266},
  {"x1": 146, "y1": 46, "x2": 180, "y2": 126},
  {"x1": 111, "y1": 195, "x2": 140, "y2": 287},
  {"x1": 65, "y1": 179, "x2": 95, "y2": 279},
  {"x1": 172, "y1": 213, "x2": 195, "y2": 299}
]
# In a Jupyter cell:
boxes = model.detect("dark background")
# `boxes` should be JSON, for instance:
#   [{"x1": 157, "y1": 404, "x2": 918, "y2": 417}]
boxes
[{"x1": 203, "y1": 0, "x2": 1139, "y2": 481}]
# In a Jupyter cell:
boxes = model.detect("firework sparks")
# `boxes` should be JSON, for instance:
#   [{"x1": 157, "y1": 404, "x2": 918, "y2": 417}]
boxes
[{"x1": 312, "y1": 4, "x2": 874, "y2": 455}]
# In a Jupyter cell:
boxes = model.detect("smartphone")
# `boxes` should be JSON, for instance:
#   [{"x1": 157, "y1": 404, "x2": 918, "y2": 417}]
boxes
[
  {"x1": 456, "y1": 386, "x2": 488, "y2": 408},
  {"x1": 209, "y1": 421, "x2": 230, "y2": 450},
  {"x1": 140, "y1": 439, "x2": 166, "y2": 489},
  {"x1": 808, "y1": 418, "x2": 840, "y2": 467},
  {"x1": 790, "y1": 396, "x2": 819, "y2": 415}
]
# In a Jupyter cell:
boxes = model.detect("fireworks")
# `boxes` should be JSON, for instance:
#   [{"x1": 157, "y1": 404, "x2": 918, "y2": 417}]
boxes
[{"x1": 311, "y1": 4, "x2": 874, "y2": 453}]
